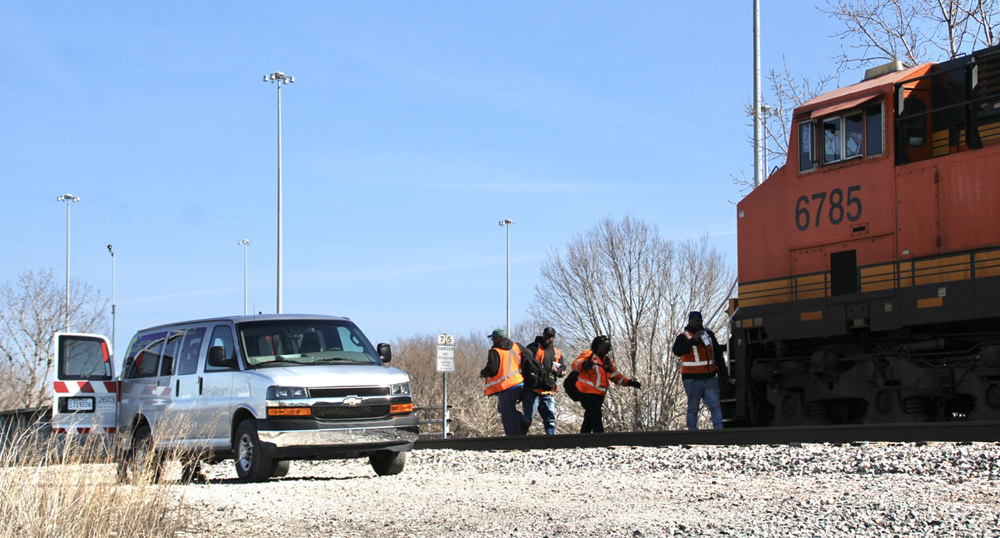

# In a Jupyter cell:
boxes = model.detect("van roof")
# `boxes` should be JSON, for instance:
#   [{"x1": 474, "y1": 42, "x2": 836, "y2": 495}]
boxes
[{"x1": 137, "y1": 313, "x2": 351, "y2": 333}]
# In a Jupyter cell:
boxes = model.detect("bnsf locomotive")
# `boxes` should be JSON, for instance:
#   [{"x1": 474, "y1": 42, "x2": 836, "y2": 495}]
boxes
[{"x1": 728, "y1": 45, "x2": 1000, "y2": 426}]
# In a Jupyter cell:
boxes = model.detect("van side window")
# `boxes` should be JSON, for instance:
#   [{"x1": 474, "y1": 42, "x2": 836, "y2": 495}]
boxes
[
  {"x1": 160, "y1": 330, "x2": 184, "y2": 376},
  {"x1": 177, "y1": 327, "x2": 207, "y2": 375},
  {"x1": 125, "y1": 332, "x2": 167, "y2": 379},
  {"x1": 206, "y1": 325, "x2": 238, "y2": 372}
]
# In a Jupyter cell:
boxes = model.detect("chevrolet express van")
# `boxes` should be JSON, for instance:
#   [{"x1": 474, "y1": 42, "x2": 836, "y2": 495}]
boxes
[{"x1": 52, "y1": 314, "x2": 418, "y2": 482}]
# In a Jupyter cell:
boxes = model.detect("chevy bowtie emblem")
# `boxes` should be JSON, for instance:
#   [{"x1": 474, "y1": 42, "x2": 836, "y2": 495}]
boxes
[{"x1": 343, "y1": 396, "x2": 363, "y2": 406}]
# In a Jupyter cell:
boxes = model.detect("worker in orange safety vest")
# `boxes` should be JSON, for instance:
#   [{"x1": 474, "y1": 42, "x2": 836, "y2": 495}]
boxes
[
  {"x1": 571, "y1": 335, "x2": 642, "y2": 433},
  {"x1": 480, "y1": 328, "x2": 527, "y2": 436},
  {"x1": 520, "y1": 326, "x2": 566, "y2": 435},
  {"x1": 672, "y1": 310, "x2": 729, "y2": 430}
]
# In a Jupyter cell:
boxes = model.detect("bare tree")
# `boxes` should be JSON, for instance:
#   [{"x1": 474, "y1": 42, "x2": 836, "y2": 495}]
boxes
[
  {"x1": 0, "y1": 268, "x2": 108, "y2": 410},
  {"x1": 823, "y1": 0, "x2": 999, "y2": 70},
  {"x1": 529, "y1": 216, "x2": 734, "y2": 432}
]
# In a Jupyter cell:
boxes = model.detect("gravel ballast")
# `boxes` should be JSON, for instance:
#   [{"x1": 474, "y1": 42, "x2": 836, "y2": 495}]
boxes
[{"x1": 177, "y1": 442, "x2": 1000, "y2": 537}]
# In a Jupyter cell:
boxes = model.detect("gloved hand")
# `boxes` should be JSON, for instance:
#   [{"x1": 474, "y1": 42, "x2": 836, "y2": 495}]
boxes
[
  {"x1": 582, "y1": 359, "x2": 594, "y2": 370},
  {"x1": 629, "y1": 379, "x2": 642, "y2": 389},
  {"x1": 602, "y1": 360, "x2": 614, "y2": 372}
]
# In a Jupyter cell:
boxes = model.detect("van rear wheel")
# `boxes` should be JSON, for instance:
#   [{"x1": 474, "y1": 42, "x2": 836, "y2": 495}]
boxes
[
  {"x1": 118, "y1": 424, "x2": 163, "y2": 484},
  {"x1": 369, "y1": 450, "x2": 407, "y2": 476},
  {"x1": 234, "y1": 421, "x2": 273, "y2": 483}
]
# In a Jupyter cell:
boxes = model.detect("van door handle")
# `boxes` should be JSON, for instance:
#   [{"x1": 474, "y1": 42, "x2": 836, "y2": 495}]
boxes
[
  {"x1": 175, "y1": 379, "x2": 180, "y2": 396},
  {"x1": 198, "y1": 377, "x2": 203, "y2": 396}
]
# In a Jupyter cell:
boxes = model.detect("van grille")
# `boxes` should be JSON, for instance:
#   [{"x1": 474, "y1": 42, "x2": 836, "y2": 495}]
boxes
[
  {"x1": 309, "y1": 387, "x2": 389, "y2": 398},
  {"x1": 312, "y1": 405, "x2": 390, "y2": 421}
]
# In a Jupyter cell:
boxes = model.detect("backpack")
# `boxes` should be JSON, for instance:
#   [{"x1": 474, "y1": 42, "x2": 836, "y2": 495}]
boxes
[
  {"x1": 563, "y1": 370, "x2": 582, "y2": 402},
  {"x1": 521, "y1": 354, "x2": 543, "y2": 390}
]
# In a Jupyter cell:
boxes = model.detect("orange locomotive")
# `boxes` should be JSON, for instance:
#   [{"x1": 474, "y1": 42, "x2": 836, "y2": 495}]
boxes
[{"x1": 729, "y1": 44, "x2": 1000, "y2": 426}]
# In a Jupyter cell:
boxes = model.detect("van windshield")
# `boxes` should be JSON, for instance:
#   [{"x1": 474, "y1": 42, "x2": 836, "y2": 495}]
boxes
[{"x1": 237, "y1": 320, "x2": 382, "y2": 367}]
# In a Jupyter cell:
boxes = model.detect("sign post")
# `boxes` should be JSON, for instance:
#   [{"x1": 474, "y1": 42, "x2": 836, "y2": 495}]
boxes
[{"x1": 436, "y1": 334, "x2": 455, "y2": 439}]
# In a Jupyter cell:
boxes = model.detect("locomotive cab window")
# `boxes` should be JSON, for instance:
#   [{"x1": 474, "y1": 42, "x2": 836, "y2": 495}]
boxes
[
  {"x1": 800, "y1": 101, "x2": 885, "y2": 171},
  {"x1": 799, "y1": 121, "x2": 816, "y2": 172}
]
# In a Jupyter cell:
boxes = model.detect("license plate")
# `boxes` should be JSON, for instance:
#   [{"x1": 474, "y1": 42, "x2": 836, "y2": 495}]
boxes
[{"x1": 67, "y1": 398, "x2": 94, "y2": 412}]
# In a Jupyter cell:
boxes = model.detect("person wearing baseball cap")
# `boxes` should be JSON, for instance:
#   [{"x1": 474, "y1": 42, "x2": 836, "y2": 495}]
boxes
[
  {"x1": 672, "y1": 311, "x2": 729, "y2": 429},
  {"x1": 519, "y1": 326, "x2": 566, "y2": 435},
  {"x1": 480, "y1": 328, "x2": 528, "y2": 436}
]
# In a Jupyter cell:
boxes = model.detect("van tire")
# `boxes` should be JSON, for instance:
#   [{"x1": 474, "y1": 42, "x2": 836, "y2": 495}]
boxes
[
  {"x1": 369, "y1": 450, "x2": 407, "y2": 476},
  {"x1": 119, "y1": 424, "x2": 163, "y2": 484},
  {"x1": 234, "y1": 421, "x2": 273, "y2": 483},
  {"x1": 270, "y1": 460, "x2": 291, "y2": 478}
]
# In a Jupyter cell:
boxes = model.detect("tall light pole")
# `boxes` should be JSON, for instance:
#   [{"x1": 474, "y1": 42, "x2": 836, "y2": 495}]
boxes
[
  {"x1": 263, "y1": 71, "x2": 294, "y2": 314},
  {"x1": 238, "y1": 239, "x2": 251, "y2": 315},
  {"x1": 753, "y1": 0, "x2": 763, "y2": 187},
  {"x1": 107, "y1": 244, "x2": 116, "y2": 354},
  {"x1": 56, "y1": 194, "x2": 79, "y2": 332},
  {"x1": 498, "y1": 219, "x2": 515, "y2": 335}
]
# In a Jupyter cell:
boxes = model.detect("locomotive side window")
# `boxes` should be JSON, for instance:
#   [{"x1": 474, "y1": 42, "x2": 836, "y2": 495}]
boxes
[
  {"x1": 865, "y1": 102, "x2": 883, "y2": 156},
  {"x1": 823, "y1": 117, "x2": 842, "y2": 163},
  {"x1": 799, "y1": 121, "x2": 816, "y2": 172},
  {"x1": 845, "y1": 112, "x2": 864, "y2": 158}
]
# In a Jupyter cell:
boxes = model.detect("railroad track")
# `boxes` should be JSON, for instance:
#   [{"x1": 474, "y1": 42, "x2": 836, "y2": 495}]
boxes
[{"x1": 414, "y1": 420, "x2": 1000, "y2": 451}]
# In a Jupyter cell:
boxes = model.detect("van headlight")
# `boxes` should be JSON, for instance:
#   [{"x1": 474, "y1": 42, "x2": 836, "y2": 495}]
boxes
[
  {"x1": 390, "y1": 382, "x2": 411, "y2": 397},
  {"x1": 267, "y1": 386, "x2": 308, "y2": 400}
]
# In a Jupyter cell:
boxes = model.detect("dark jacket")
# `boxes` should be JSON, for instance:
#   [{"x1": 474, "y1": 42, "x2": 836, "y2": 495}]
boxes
[
  {"x1": 672, "y1": 325, "x2": 728, "y2": 380},
  {"x1": 480, "y1": 337, "x2": 521, "y2": 379},
  {"x1": 523, "y1": 336, "x2": 566, "y2": 392}
]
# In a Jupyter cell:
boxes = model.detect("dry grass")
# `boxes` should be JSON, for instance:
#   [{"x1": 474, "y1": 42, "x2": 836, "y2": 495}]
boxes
[{"x1": 0, "y1": 427, "x2": 194, "y2": 538}]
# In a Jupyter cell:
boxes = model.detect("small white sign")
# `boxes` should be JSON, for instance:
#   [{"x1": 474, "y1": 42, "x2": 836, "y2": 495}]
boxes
[{"x1": 436, "y1": 339, "x2": 456, "y2": 372}]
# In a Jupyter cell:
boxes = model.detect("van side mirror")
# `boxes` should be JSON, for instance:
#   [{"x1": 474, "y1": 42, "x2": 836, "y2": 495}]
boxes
[
  {"x1": 377, "y1": 343, "x2": 392, "y2": 363},
  {"x1": 208, "y1": 346, "x2": 232, "y2": 368}
]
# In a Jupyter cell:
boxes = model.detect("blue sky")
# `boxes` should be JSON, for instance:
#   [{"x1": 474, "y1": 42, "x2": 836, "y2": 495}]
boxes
[{"x1": 1, "y1": 2, "x2": 853, "y2": 353}]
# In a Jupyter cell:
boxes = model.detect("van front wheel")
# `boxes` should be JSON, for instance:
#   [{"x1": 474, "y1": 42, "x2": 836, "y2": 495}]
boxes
[
  {"x1": 369, "y1": 450, "x2": 407, "y2": 476},
  {"x1": 234, "y1": 421, "x2": 273, "y2": 483}
]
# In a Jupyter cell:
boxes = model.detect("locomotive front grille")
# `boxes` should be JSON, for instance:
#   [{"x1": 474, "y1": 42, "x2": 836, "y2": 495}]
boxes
[{"x1": 312, "y1": 405, "x2": 390, "y2": 421}]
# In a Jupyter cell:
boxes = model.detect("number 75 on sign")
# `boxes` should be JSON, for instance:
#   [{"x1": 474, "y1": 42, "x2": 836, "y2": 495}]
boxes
[{"x1": 437, "y1": 334, "x2": 454, "y2": 345}]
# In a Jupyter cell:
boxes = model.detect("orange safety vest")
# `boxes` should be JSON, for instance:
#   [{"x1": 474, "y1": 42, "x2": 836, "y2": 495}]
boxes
[
  {"x1": 532, "y1": 347, "x2": 563, "y2": 394},
  {"x1": 484, "y1": 345, "x2": 524, "y2": 396},
  {"x1": 679, "y1": 331, "x2": 718, "y2": 375},
  {"x1": 571, "y1": 350, "x2": 630, "y2": 395}
]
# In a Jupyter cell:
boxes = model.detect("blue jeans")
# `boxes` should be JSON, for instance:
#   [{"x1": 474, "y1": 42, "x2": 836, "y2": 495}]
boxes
[
  {"x1": 495, "y1": 384, "x2": 525, "y2": 436},
  {"x1": 521, "y1": 392, "x2": 556, "y2": 435},
  {"x1": 683, "y1": 377, "x2": 723, "y2": 430}
]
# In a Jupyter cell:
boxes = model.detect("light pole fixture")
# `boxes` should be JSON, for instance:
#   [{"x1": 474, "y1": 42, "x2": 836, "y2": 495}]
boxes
[
  {"x1": 107, "y1": 244, "x2": 116, "y2": 355},
  {"x1": 263, "y1": 71, "x2": 295, "y2": 314},
  {"x1": 238, "y1": 239, "x2": 251, "y2": 315},
  {"x1": 761, "y1": 104, "x2": 772, "y2": 177},
  {"x1": 56, "y1": 194, "x2": 79, "y2": 332},
  {"x1": 498, "y1": 219, "x2": 515, "y2": 335}
]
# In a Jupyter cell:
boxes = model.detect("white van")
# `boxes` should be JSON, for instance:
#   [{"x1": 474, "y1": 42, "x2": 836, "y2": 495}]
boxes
[{"x1": 52, "y1": 314, "x2": 418, "y2": 482}]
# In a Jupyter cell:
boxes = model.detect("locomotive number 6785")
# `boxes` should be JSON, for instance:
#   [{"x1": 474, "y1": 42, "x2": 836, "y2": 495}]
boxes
[{"x1": 794, "y1": 186, "x2": 863, "y2": 231}]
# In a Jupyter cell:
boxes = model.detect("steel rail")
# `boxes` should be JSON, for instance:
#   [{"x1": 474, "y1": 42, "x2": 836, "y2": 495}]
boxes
[{"x1": 414, "y1": 421, "x2": 1000, "y2": 451}]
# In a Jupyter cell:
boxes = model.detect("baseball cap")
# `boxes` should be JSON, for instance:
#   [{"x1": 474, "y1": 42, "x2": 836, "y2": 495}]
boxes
[
  {"x1": 689, "y1": 311, "x2": 703, "y2": 320},
  {"x1": 542, "y1": 327, "x2": 556, "y2": 338},
  {"x1": 488, "y1": 328, "x2": 506, "y2": 339}
]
